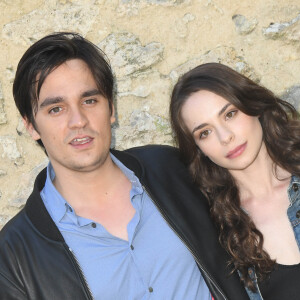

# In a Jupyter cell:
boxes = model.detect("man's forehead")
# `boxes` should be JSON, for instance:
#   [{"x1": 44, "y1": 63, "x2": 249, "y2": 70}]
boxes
[{"x1": 35, "y1": 60, "x2": 99, "y2": 100}]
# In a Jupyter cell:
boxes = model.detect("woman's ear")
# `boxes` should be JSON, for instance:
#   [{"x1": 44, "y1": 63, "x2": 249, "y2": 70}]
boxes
[{"x1": 23, "y1": 118, "x2": 41, "y2": 141}]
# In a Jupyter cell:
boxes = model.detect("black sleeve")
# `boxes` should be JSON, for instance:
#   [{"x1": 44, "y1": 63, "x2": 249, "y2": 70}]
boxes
[{"x1": 0, "y1": 272, "x2": 27, "y2": 300}]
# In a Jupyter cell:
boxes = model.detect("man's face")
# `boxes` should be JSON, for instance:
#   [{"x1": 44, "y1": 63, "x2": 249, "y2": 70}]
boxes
[{"x1": 26, "y1": 59, "x2": 115, "y2": 174}]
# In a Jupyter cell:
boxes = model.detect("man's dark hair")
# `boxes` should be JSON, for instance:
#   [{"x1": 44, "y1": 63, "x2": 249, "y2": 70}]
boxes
[{"x1": 13, "y1": 32, "x2": 114, "y2": 149}]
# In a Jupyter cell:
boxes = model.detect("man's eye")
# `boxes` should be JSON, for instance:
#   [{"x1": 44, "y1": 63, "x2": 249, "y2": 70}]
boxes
[
  {"x1": 84, "y1": 99, "x2": 96, "y2": 105},
  {"x1": 199, "y1": 129, "x2": 211, "y2": 139},
  {"x1": 49, "y1": 107, "x2": 62, "y2": 114},
  {"x1": 225, "y1": 110, "x2": 237, "y2": 120}
]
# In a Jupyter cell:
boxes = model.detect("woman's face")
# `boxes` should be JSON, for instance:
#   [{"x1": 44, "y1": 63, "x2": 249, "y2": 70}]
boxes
[{"x1": 181, "y1": 90, "x2": 264, "y2": 172}]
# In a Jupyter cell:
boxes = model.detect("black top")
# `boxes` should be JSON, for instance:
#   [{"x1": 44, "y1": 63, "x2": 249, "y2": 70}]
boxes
[{"x1": 258, "y1": 262, "x2": 300, "y2": 299}]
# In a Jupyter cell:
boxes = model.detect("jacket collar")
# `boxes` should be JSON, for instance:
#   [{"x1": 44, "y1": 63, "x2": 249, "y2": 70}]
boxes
[{"x1": 24, "y1": 149, "x2": 144, "y2": 242}]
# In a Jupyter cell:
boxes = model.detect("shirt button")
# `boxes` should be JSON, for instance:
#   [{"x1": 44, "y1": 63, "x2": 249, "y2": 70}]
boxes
[
  {"x1": 148, "y1": 287, "x2": 153, "y2": 293},
  {"x1": 292, "y1": 183, "x2": 299, "y2": 192},
  {"x1": 91, "y1": 223, "x2": 96, "y2": 228},
  {"x1": 130, "y1": 245, "x2": 134, "y2": 250},
  {"x1": 296, "y1": 211, "x2": 300, "y2": 218}
]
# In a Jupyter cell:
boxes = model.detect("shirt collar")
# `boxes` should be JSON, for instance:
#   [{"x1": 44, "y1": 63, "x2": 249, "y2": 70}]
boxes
[
  {"x1": 42, "y1": 153, "x2": 144, "y2": 226},
  {"x1": 42, "y1": 163, "x2": 70, "y2": 223}
]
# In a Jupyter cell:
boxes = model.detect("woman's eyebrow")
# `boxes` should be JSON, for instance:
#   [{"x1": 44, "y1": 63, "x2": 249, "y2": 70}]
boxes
[
  {"x1": 192, "y1": 103, "x2": 233, "y2": 134},
  {"x1": 218, "y1": 103, "x2": 232, "y2": 116},
  {"x1": 192, "y1": 123, "x2": 208, "y2": 134}
]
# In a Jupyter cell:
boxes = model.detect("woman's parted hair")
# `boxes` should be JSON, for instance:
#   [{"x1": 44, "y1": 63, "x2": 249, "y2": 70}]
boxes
[{"x1": 170, "y1": 62, "x2": 300, "y2": 290}]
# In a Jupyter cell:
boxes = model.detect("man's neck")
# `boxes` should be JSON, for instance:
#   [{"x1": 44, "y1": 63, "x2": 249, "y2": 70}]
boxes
[
  {"x1": 51, "y1": 155, "x2": 122, "y2": 210},
  {"x1": 50, "y1": 154, "x2": 135, "y2": 240}
]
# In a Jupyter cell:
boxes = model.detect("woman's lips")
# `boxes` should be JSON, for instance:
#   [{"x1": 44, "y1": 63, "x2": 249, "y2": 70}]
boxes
[{"x1": 226, "y1": 142, "x2": 247, "y2": 159}]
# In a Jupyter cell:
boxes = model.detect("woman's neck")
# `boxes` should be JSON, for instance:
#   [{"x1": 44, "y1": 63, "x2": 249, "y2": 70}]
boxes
[{"x1": 229, "y1": 143, "x2": 291, "y2": 201}]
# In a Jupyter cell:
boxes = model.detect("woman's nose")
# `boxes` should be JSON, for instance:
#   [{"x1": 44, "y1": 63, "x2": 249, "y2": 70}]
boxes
[{"x1": 218, "y1": 127, "x2": 234, "y2": 145}]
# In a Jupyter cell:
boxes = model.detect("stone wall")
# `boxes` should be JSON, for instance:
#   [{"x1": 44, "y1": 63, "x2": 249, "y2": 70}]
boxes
[{"x1": 0, "y1": 0, "x2": 299, "y2": 227}]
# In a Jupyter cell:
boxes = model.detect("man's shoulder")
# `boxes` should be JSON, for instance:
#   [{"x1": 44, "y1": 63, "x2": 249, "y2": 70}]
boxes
[
  {"x1": 0, "y1": 166, "x2": 49, "y2": 246},
  {"x1": 124, "y1": 145, "x2": 191, "y2": 181},
  {"x1": 126, "y1": 145, "x2": 180, "y2": 164},
  {"x1": 0, "y1": 209, "x2": 28, "y2": 247}
]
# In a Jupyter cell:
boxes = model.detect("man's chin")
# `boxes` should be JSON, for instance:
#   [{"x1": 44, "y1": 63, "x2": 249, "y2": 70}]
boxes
[{"x1": 69, "y1": 159, "x2": 107, "y2": 173}]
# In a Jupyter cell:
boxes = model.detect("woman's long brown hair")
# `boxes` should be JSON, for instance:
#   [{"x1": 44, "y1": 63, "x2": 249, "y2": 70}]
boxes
[{"x1": 170, "y1": 63, "x2": 300, "y2": 291}]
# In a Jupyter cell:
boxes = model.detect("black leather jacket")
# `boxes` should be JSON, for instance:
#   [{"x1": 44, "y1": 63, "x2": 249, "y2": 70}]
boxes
[{"x1": 0, "y1": 145, "x2": 248, "y2": 300}]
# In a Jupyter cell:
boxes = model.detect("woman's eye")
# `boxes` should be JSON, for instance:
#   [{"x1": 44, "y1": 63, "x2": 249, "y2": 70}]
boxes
[
  {"x1": 49, "y1": 107, "x2": 62, "y2": 114},
  {"x1": 225, "y1": 110, "x2": 237, "y2": 120},
  {"x1": 199, "y1": 129, "x2": 211, "y2": 139}
]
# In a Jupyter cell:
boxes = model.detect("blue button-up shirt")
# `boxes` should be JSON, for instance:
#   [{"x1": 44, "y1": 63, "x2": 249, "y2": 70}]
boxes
[{"x1": 41, "y1": 154, "x2": 211, "y2": 300}]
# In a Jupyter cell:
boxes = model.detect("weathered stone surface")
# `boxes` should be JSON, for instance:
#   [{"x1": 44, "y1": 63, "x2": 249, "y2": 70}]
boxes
[
  {"x1": 281, "y1": 85, "x2": 300, "y2": 111},
  {"x1": 119, "y1": 85, "x2": 150, "y2": 98},
  {"x1": 0, "y1": 83, "x2": 7, "y2": 125},
  {"x1": 0, "y1": 170, "x2": 7, "y2": 177},
  {"x1": 98, "y1": 32, "x2": 164, "y2": 78},
  {"x1": 5, "y1": 66, "x2": 15, "y2": 84},
  {"x1": 0, "y1": 136, "x2": 23, "y2": 166},
  {"x1": 174, "y1": 13, "x2": 195, "y2": 38},
  {"x1": 0, "y1": 214, "x2": 11, "y2": 227},
  {"x1": 169, "y1": 46, "x2": 260, "y2": 84},
  {"x1": 2, "y1": 0, "x2": 99, "y2": 45},
  {"x1": 9, "y1": 159, "x2": 48, "y2": 208},
  {"x1": 283, "y1": 21, "x2": 300, "y2": 43},
  {"x1": 263, "y1": 13, "x2": 300, "y2": 42},
  {"x1": 232, "y1": 14, "x2": 257, "y2": 35},
  {"x1": 115, "y1": 106, "x2": 171, "y2": 149},
  {"x1": 120, "y1": 0, "x2": 188, "y2": 5},
  {"x1": 130, "y1": 109, "x2": 156, "y2": 131},
  {"x1": 16, "y1": 117, "x2": 30, "y2": 137},
  {"x1": 204, "y1": 0, "x2": 224, "y2": 15}
]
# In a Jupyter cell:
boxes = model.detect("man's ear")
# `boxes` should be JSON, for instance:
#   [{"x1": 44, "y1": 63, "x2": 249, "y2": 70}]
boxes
[
  {"x1": 110, "y1": 105, "x2": 116, "y2": 125},
  {"x1": 22, "y1": 118, "x2": 41, "y2": 141}
]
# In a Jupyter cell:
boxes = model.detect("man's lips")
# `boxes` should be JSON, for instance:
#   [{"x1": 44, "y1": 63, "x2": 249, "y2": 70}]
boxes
[
  {"x1": 69, "y1": 136, "x2": 93, "y2": 146},
  {"x1": 226, "y1": 142, "x2": 247, "y2": 159}
]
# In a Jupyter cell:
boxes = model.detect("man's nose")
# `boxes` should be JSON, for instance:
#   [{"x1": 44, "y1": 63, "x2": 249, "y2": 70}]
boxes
[{"x1": 68, "y1": 107, "x2": 88, "y2": 129}]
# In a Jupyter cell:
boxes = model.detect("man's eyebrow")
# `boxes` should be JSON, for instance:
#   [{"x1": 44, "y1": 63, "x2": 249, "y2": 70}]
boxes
[
  {"x1": 39, "y1": 97, "x2": 64, "y2": 109},
  {"x1": 38, "y1": 89, "x2": 102, "y2": 109},
  {"x1": 191, "y1": 103, "x2": 233, "y2": 134},
  {"x1": 81, "y1": 89, "x2": 101, "y2": 98}
]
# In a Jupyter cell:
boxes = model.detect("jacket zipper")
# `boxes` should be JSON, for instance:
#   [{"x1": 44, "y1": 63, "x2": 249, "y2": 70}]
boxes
[
  {"x1": 64, "y1": 244, "x2": 94, "y2": 300},
  {"x1": 142, "y1": 184, "x2": 227, "y2": 300}
]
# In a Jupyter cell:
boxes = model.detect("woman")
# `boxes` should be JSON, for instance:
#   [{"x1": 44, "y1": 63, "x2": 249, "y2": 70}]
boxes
[{"x1": 170, "y1": 63, "x2": 300, "y2": 299}]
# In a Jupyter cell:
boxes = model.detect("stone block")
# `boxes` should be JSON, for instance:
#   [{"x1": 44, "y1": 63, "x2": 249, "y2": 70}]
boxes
[
  {"x1": 281, "y1": 85, "x2": 300, "y2": 111},
  {"x1": 232, "y1": 14, "x2": 257, "y2": 35},
  {"x1": 0, "y1": 135, "x2": 23, "y2": 166},
  {"x1": 2, "y1": 1, "x2": 99, "y2": 45},
  {"x1": 263, "y1": 13, "x2": 300, "y2": 42},
  {"x1": 169, "y1": 46, "x2": 260, "y2": 84},
  {"x1": 0, "y1": 82, "x2": 7, "y2": 125},
  {"x1": 99, "y1": 32, "x2": 164, "y2": 78},
  {"x1": 9, "y1": 159, "x2": 48, "y2": 208}
]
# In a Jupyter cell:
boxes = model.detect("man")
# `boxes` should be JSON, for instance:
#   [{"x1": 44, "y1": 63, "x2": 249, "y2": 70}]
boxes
[{"x1": 0, "y1": 33, "x2": 248, "y2": 299}]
